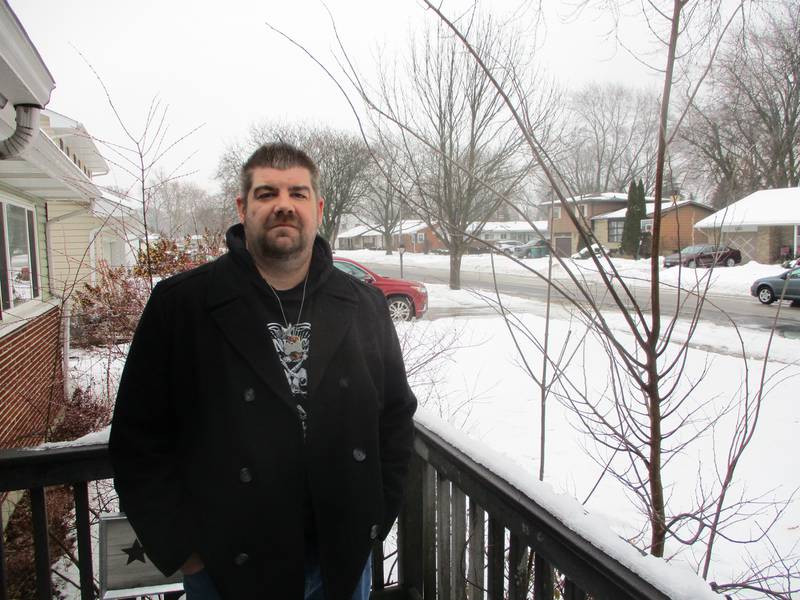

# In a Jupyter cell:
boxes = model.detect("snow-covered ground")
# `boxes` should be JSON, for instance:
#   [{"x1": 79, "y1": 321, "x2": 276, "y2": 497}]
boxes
[
  {"x1": 336, "y1": 248, "x2": 795, "y2": 297},
  {"x1": 61, "y1": 278, "x2": 798, "y2": 598}
]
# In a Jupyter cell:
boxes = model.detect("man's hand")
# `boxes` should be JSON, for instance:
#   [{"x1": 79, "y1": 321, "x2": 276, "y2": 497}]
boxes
[{"x1": 180, "y1": 552, "x2": 204, "y2": 575}]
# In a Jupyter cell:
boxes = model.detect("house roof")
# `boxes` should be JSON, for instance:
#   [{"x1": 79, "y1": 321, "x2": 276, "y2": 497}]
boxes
[
  {"x1": 41, "y1": 109, "x2": 109, "y2": 175},
  {"x1": 591, "y1": 200, "x2": 712, "y2": 221},
  {"x1": 477, "y1": 220, "x2": 548, "y2": 233},
  {"x1": 694, "y1": 187, "x2": 800, "y2": 229},
  {"x1": 0, "y1": 0, "x2": 55, "y2": 109},
  {"x1": 338, "y1": 224, "x2": 380, "y2": 239},
  {"x1": 392, "y1": 219, "x2": 428, "y2": 234}
]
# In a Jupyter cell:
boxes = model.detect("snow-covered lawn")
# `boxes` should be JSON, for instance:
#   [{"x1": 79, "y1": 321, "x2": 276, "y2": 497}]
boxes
[
  {"x1": 396, "y1": 302, "x2": 798, "y2": 596},
  {"x1": 62, "y1": 282, "x2": 798, "y2": 598},
  {"x1": 337, "y1": 248, "x2": 793, "y2": 297}
]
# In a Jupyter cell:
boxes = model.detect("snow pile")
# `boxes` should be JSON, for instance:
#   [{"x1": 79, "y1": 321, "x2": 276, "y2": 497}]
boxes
[{"x1": 338, "y1": 249, "x2": 790, "y2": 297}]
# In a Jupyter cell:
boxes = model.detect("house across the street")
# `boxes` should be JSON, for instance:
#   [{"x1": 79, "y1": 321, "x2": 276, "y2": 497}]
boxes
[
  {"x1": 694, "y1": 187, "x2": 800, "y2": 263},
  {"x1": 544, "y1": 192, "x2": 629, "y2": 256},
  {"x1": 592, "y1": 199, "x2": 714, "y2": 255}
]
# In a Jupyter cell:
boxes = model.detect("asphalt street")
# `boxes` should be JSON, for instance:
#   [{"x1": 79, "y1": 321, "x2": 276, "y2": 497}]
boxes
[{"x1": 360, "y1": 259, "x2": 800, "y2": 338}]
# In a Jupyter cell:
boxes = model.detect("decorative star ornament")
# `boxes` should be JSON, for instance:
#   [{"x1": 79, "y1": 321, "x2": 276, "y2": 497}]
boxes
[{"x1": 122, "y1": 539, "x2": 146, "y2": 565}]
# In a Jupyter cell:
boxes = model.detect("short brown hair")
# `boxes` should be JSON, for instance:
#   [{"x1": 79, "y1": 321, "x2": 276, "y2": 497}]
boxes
[{"x1": 239, "y1": 142, "x2": 321, "y2": 203}]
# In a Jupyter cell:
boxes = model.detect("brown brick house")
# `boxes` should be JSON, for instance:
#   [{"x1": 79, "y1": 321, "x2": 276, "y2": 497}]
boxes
[
  {"x1": 545, "y1": 193, "x2": 629, "y2": 256},
  {"x1": 694, "y1": 188, "x2": 800, "y2": 263},
  {"x1": 592, "y1": 200, "x2": 715, "y2": 255}
]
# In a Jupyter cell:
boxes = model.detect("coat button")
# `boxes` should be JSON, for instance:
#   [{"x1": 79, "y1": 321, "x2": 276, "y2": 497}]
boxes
[
  {"x1": 243, "y1": 388, "x2": 255, "y2": 402},
  {"x1": 352, "y1": 448, "x2": 366, "y2": 462},
  {"x1": 239, "y1": 467, "x2": 252, "y2": 483},
  {"x1": 369, "y1": 524, "x2": 380, "y2": 540},
  {"x1": 234, "y1": 552, "x2": 249, "y2": 566}
]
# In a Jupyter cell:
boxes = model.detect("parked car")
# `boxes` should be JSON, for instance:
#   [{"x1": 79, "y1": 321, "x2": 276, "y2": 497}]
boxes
[
  {"x1": 332, "y1": 257, "x2": 428, "y2": 321},
  {"x1": 781, "y1": 256, "x2": 800, "y2": 269},
  {"x1": 750, "y1": 267, "x2": 800, "y2": 305},
  {"x1": 494, "y1": 240, "x2": 524, "y2": 254},
  {"x1": 663, "y1": 244, "x2": 741, "y2": 268},
  {"x1": 571, "y1": 243, "x2": 609, "y2": 260},
  {"x1": 513, "y1": 239, "x2": 550, "y2": 259}
]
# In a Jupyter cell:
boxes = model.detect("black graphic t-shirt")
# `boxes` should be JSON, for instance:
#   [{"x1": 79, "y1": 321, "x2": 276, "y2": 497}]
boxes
[{"x1": 267, "y1": 321, "x2": 311, "y2": 396}]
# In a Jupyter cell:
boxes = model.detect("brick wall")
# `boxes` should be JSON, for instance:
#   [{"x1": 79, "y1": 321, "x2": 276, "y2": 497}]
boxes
[
  {"x1": 659, "y1": 206, "x2": 713, "y2": 254},
  {"x1": 0, "y1": 307, "x2": 64, "y2": 449}
]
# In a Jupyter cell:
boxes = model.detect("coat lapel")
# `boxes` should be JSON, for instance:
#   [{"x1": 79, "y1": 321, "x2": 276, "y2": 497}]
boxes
[
  {"x1": 307, "y1": 276, "x2": 358, "y2": 398},
  {"x1": 206, "y1": 256, "x2": 293, "y2": 409}
]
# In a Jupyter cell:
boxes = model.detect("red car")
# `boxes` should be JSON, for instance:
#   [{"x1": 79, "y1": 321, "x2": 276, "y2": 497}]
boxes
[{"x1": 332, "y1": 257, "x2": 428, "y2": 321}]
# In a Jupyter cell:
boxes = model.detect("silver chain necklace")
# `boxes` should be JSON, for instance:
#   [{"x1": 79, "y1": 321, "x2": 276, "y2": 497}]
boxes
[{"x1": 266, "y1": 272, "x2": 309, "y2": 356}]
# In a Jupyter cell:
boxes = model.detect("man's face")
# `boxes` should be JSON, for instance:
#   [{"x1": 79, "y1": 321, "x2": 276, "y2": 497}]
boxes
[{"x1": 236, "y1": 166, "x2": 324, "y2": 262}]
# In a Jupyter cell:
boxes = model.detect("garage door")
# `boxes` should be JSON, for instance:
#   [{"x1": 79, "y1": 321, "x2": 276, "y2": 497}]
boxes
[{"x1": 555, "y1": 236, "x2": 572, "y2": 257}]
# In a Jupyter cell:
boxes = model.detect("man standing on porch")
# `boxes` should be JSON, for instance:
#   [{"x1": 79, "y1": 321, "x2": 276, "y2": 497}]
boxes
[{"x1": 109, "y1": 142, "x2": 417, "y2": 600}]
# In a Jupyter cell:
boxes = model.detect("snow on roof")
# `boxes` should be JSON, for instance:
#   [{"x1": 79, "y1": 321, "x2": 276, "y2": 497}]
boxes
[
  {"x1": 338, "y1": 224, "x2": 379, "y2": 238},
  {"x1": 592, "y1": 200, "x2": 710, "y2": 221},
  {"x1": 479, "y1": 220, "x2": 548, "y2": 233},
  {"x1": 695, "y1": 187, "x2": 800, "y2": 229},
  {"x1": 392, "y1": 219, "x2": 429, "y2": 234}
]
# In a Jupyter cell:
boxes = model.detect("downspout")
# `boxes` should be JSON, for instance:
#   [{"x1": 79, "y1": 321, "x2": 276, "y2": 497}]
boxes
[{"x1": 0, "y1": 105, "x2": 42, "y2": 159}]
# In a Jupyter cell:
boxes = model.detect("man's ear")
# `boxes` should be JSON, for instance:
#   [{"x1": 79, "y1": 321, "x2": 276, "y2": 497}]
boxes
[
  {"x1": 236, "y1": 197, "x2": 246, "y2": 223},
  {"x1": 316, "y1": 196, "x2": 325, "y2": 227}
]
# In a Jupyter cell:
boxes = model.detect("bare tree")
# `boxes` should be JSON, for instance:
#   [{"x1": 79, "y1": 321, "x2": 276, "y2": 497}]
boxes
[
  {"x1": 679, "y1": 1, "x2": 800, "y2": 207},
  {"x1": 372, "y1": 17, "x2": 543, "y2": 289},
  {"x1": 354, "y1": 134, "x2": 409, "y2": 254},
  {"x1": 556, "y1": 83, "x2": 660, "y2": 195}
]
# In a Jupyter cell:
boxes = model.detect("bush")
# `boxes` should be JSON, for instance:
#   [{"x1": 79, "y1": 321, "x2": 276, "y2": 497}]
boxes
[{"x1": 71, "y1": 262, "x2": 149, "y2": 348}]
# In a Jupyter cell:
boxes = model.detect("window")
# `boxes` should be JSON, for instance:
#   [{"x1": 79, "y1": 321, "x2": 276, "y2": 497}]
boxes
[
  {"x1": 552, "y1": 206, "x2": 561, "y2": 219},
  {"x1": 608, "y1": 219, "x2": 625, "y2": 243},
  {"x1": 641, "y1": 219, "x2": 654, "y2": 233},
  {"x1": 416, "y1": 232, "x2": 425, "y2": 243},
  {"x1": 500, "y1": 233, "x2": 507, "y2": 240},
  {"x1": 333, "y1": 259, "x2": 370, "y2": 282},
  {"x1": 1, "y1": 201, "x2": 40, "y2": 314}
]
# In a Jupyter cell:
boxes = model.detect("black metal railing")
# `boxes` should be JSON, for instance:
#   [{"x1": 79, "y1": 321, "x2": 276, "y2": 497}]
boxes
[{"x1": 0, "y1": 423, "x2": 693, "y2": 599}]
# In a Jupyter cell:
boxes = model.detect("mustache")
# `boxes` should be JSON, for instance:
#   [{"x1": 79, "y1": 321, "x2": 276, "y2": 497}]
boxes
[{"x1": 267, "y1": 214, "x2": 301, "y2": 228}]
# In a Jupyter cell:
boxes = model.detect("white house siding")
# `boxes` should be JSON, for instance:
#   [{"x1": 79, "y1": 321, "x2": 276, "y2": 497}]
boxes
[{"x1": 46, "y1": 200, "x2": 120, "y2": 298}]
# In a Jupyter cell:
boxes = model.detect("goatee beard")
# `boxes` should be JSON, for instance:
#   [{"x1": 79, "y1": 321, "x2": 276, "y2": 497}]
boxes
[{"x1": 256, "y1": 233, "x2": 307, "y2": 260}]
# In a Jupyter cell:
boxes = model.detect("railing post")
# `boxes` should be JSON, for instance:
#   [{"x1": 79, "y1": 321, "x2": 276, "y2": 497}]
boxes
[
  {"x1": 467, "y1": 500, "x2": 484, "y2": 600},
  {"x1": 533, "y1": 554, "x2": 554, "y2": 599},
  {"x1": 436, "y1": 474, "x2": 451, "y2": 600},
  {"x1": 0, "y1": 500, "x2": 7, "y2": 600},
  {"x1": 399, "y1": 454, "x2": 424, "y2": 594},
  {"x1": 486, "y1": 517, "x2": 504, "y2": 600},
  {"x1": 422, "y1": 463, "x2": 436, "y2": 599},
  {"x1": 72, "y1": 482, "x2": 94, "y2": 600},
  {"x1": 508, "y1": 534, "x2": 528, "y2": 600},
  {"x1": 30, "y1": 487, "x2": 52, "y2": 600},
  {"x1": 451, "y1": 488, "x2": 467, "y2": 600}
]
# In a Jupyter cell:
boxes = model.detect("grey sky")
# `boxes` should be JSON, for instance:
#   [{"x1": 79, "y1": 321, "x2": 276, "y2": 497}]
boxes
[{"x1": 12, "y1": 1, "x2": 663, "y2": 194}]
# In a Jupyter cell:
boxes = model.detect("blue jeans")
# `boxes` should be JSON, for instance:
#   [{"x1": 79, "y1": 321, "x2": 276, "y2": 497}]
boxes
[{"x1": 182, "y1": 554, "x2": 372, "y2": 600}]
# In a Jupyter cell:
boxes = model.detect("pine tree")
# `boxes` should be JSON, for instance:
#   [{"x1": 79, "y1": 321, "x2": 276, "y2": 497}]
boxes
[{"x1": 620, "y1": 181, "x2": 640, "y2": 256}]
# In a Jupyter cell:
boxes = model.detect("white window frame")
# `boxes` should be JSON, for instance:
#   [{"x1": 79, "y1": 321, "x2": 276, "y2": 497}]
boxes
[
  {"x1": 416, "y1": 232, "x2": 425, "y2": 243},
  {"x1": 0, "y1": 196, "x2": 42, "y2": 319},
  {"x1": 608, "y1": 219, "x2": 625, "y2": 243}
]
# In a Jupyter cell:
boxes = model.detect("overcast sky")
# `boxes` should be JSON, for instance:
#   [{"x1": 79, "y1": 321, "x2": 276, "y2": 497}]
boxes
[{"x1": 12, "y1": 1, "x2": 667, "y2": 194}]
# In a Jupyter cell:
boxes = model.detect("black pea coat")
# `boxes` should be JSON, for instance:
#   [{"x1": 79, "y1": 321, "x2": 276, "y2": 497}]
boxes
[{"x1": 109, "y1": 239, "x2": 417, "y2": 600}]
